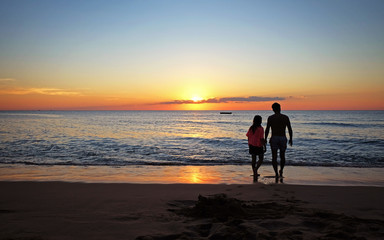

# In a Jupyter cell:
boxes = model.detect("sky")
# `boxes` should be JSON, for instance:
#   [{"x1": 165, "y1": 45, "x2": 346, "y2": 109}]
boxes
[{"x1": 0, "y1": 0, "x2": 383, "y2": 110}]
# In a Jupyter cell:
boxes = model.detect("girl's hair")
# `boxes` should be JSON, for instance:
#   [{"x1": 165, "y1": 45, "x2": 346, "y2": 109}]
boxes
[{"x1": 250, "y1": 115, "x2": 262, "y2": 133}]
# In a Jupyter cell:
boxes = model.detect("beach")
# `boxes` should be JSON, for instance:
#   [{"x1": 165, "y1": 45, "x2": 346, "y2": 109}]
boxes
[
  {"x1": 1, "y1": 110, "x2": 383, "y2": 239},
  {"x1": 1, "y1": 180, "x2": 384, "y2": 240}
]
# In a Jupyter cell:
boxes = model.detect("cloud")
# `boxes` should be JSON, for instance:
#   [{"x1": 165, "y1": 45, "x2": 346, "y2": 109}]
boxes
[
  {"x1": 29, "y1": 88, "x2": 81, "y2": 96},
  {"x1": 287, "y1": 95, "x2": 307, "y2": 99},
  {"x1": 219, "y1": 96, "x2": 285, "y2": 103},
  {"x1": 0, "y1": 87, "x2": 82, "y2": 96},
  {"x1": 160, "y1": 99, "x2": 200, "y2": 104},
  {"x1": 159, "y1": 96, "x2": 285, "y2": 105},
  {"x1": 0, "y1": 78, "x2": 16, "y2": 82},
  {"x1": 0, "y1": 78, "x2": 82, "y2": 96}
]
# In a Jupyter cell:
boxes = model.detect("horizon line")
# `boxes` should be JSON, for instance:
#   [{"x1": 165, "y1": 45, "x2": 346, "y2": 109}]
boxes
[{"x1": 0, "y1": 109, "x2": 383, "y2": 111}]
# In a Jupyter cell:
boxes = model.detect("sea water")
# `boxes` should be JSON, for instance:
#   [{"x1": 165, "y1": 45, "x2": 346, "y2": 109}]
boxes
[{"x1": 0, "y1": 110, "x2": 383, "y2": 168}]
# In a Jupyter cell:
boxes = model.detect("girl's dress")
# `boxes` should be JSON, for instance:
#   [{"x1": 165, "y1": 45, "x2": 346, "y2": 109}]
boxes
[{"x1": 246, "y1": 126, "x2": 264, "y2": 155}]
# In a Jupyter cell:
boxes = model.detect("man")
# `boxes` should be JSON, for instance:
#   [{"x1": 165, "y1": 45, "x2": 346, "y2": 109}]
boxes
[{"x1": 265, "y1": 102, "x2": 293, "y2": 178}]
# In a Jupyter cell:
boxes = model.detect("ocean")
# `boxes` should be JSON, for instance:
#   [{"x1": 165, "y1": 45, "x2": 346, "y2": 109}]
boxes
[{"x1": 0, "y1": 110, "x2": 383, "y2": 168}]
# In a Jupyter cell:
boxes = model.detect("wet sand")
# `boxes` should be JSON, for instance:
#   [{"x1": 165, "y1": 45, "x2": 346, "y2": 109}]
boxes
[
  {"x1": 1, "y1": 165, "x2": 383, "y2": 186},
  {"x1": 1, "y1": 181, "x2": 383, "y2": 239}
]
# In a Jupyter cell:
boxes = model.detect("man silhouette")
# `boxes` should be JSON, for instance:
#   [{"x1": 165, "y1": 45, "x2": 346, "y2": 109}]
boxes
[{"x1": 265, "y1": 102, "x2": 293, "y2": 178}]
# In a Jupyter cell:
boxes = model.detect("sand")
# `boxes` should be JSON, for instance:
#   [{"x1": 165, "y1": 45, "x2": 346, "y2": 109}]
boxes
[{"x1": 1, "y1": 181, "x2": 383, "y2": 240}]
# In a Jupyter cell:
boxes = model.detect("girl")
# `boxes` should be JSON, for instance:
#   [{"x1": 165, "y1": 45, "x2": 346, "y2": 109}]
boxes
[{"x1": 246, "y1": 115, "x2": 266, "y2": 176}]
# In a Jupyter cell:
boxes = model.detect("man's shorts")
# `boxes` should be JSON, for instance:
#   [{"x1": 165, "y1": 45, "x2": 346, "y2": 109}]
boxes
[{"x1": 269, "y1": 136, "x2": 287, "y2": 151}]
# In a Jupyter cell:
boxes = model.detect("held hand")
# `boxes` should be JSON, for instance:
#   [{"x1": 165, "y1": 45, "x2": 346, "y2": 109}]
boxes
[{"x1": 288, "y1": 139, "x2": 293, "y2": 146}]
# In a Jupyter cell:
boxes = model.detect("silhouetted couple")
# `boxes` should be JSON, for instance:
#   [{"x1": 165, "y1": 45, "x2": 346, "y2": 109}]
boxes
[{"x1": 247, "y1": 102, "x2": 293, "y2": 178}]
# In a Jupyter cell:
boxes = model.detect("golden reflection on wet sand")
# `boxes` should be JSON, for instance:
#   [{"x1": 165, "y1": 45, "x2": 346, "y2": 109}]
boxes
[
  {"x1": 176, "y1": 166, "x2": 222, "y2": 183},
  {"x1": 0, "y1": 165, "x2": 383, "y2": 186}
]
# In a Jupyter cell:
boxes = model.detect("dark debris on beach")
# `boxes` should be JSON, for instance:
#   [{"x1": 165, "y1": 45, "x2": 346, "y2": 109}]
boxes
[{"x1": 136, "y1": 194, "x2": 384, "y2": 240}]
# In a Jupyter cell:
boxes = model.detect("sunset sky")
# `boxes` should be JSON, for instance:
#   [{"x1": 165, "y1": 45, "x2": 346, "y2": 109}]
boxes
[{"x1": 1, "y1": 0, "x2": 383, "y2": 110}]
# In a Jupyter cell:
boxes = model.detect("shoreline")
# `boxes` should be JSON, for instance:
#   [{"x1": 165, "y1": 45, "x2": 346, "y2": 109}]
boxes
[
  {"x1": 1, "y1": 164, "x2": 383, "y2": 186},
  {"x1": 1, "y1": 181, "x2": 383, "y2": 239}
]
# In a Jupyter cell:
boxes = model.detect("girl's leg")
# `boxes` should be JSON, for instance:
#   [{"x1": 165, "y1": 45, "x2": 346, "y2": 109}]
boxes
[
  {"x1": 255, "y1": 154, "x2": 264, "y2": 174},
  {"x1": 251, "y1": 154, "x2": 256, "y2": 175}
]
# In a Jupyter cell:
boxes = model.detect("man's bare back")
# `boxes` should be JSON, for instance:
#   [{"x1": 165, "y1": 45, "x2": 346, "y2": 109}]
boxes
[{"x1": 267, "y1": 113, "x2": 291, "y2": 137}]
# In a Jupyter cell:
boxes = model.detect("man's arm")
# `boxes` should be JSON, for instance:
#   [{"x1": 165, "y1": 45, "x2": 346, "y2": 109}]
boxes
[
  {"x1": 287, "y1": 117, "x2": 293, "y2": 146},
  {"x1": 261, "y1": 128, "x2": 267, "y2": 153},
  {"x1": 265, "y1": 118, "x2": 270, "y2": 142}
]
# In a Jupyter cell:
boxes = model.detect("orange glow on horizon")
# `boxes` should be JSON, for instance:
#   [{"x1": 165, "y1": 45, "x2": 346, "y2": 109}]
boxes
[{"x1": 0, "y1": 90, "x2": 383, "y2": 111}]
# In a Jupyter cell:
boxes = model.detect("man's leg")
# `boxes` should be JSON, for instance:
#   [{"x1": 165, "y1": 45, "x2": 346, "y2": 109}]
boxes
[
  {"x1": 271, "y1": 149, "x2": 278, "y2": 177},
  {"x1": 279, "y1": 150, "x2": 286, "y2": 177}
]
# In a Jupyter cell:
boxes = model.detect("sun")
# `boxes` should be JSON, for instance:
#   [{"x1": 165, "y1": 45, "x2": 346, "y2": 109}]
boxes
[{"x1": 191, "y1": 96, "x2": 203, "y2": 102}]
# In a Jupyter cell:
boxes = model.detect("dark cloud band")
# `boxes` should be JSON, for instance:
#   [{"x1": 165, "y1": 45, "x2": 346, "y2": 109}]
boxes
[{"x1": 160, "y1": 96, "x2": 284, "y2": 104}]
